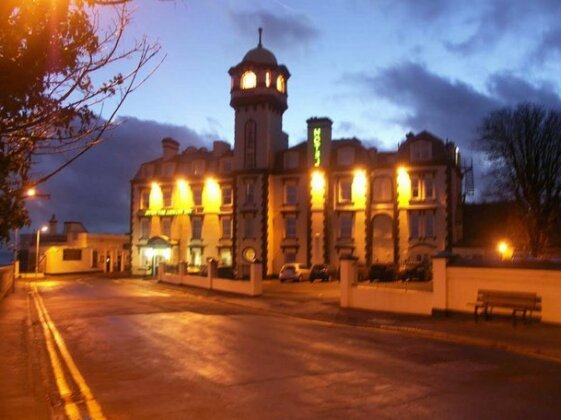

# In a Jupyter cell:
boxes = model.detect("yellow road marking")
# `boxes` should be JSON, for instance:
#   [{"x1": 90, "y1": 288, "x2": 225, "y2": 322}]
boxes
[{"x1": 32, "y1": 284, "x2": 106, "y2": 420}]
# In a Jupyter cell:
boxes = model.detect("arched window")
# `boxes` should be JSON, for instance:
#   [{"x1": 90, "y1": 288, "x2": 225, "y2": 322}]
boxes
[
  {"x1": 241, "y1": 71, "x2": 257, "y2": 89},
  {"x1": 244, "y1": 120, "x2": 257, "y2": 169},
  {"x1": 276, "y1": 75, "x2": 285, "y2": 93},
  {"x1": 265, "y1": 71, "x2": 271, "y2": 87}
]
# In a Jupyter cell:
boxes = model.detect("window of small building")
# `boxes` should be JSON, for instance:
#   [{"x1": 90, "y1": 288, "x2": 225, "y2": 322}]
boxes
[
  {"x1": 191, "y1": 217, "x2": 202, "y2": 240},
  {"x1": 221, "y1": 186, "x2": 232, "y2": 206},
  {"x1": 241, "y1": 71, "x2": 257, "y2": 89},
  {"x1": 92, "y1": 250, "x2": 98, "y2": 268},
  {"x1": 411, "y1": 175, "x2": 421, "y2": 200},
  {"x1": 63, "y1": 249, "x2": 82, "y2": 261},
  {"x1": 245, "y1": 182, "x2": 255, "y2": 205},
  {"x1": 339, "y1": 213, "x2": 353, "y2": 238},
  {"x1": 244, "y1": 120, "x2": 257, "y2": 169},
  {"x1": 140, "y1": 189, "x2": 150, "y2": 209},
  {"x1": 338, "y1": 178, "x2": 352, "y2": 203},
  {"x1": 162, "y1": 188, "x2": 172, "y2": 208},
  {"x1": 424, "y1": 176, "x2": 435, "y2": 199},
  {"x1": 265, "y1": 71, "x2": 271, "y2": 87},
  {"x1": 372, "y1": 176, "x2": 392, "y2": 202},
  {"x1": 337, "y1": 147, "x2": 355, "y2": 166},
  {"x1": 285, "y1": 216, "x2": 297, "y2": 238},
  {"x1": 220, "y1": 248, "x2": 232, "y2": 266}
]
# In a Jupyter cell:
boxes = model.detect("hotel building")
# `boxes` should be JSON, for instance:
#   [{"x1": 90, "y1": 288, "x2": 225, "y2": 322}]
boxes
[{"x1": 130, "y1": 34, "x2": 463, "y2": 277}]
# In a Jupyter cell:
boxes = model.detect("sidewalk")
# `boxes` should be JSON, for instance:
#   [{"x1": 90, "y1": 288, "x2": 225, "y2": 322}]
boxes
[
  {"x1": 0, "y1": 283, "x2": 51, "y2": 419},
  {"x1": 156, "y1": 279, "x2": 561, "y2": 364}
]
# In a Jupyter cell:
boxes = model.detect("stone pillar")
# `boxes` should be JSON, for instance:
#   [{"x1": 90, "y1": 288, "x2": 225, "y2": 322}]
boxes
[
  {"x1": 250, "y1": 261, "x2": 263, "y2": 296},
  {"x1": 340, "y1": 257, "x2": 358, "y2": 308},
  {"x1": 432, "y1": 255, "x2": 448, "y2": 313}
]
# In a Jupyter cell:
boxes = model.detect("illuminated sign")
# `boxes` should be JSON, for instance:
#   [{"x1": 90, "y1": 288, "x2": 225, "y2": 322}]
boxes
[
  {"x1": 313, "y1": 127, "x2": 321, "y2": 167},
  {"x1": 144, "y1": 209, "x2": 191, "y2": 216}
]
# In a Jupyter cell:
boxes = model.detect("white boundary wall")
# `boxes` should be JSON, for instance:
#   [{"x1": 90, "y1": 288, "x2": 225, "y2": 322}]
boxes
[
  {"x1": 159, "y1": 262, "x2": 262, "y2": 297},
  {"x1": 340, "y1": 257, "x2": 561, "y2": 324}
]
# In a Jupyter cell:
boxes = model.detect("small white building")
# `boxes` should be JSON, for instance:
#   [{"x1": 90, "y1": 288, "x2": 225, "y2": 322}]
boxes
[{"x1": 19, "y1": 215, "x2": 129, "y2": 275}]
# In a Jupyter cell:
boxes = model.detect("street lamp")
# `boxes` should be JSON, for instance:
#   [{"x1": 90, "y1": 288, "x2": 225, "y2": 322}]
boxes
[{"x1": 35, "y1": 225, "x2": 48, "y2": 278}]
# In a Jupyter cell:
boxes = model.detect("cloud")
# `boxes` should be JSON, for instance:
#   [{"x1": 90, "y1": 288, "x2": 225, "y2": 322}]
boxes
[
  {"x1": 487, "y1": 73, "x2": 561, "y2": 109},
  {"x1": 534, "y1": 25, "x2": 561, "y2": 62},
  {"x1": 28, "y1": 117, "x2": 209, "y2": 234},
  {"x1": 229, "y1": 10, "x2": 319, "y2": 51}
]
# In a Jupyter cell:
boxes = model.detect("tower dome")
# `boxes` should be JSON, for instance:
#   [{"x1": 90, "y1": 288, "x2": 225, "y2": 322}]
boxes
[{"x1": 241, "y1": 28, "x2": 277, "y2": 65}]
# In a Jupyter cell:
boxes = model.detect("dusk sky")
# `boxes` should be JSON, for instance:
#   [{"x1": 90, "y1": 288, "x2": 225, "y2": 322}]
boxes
[{"x1": 28, "y1": 0, "x2": 561, "y2": 234}]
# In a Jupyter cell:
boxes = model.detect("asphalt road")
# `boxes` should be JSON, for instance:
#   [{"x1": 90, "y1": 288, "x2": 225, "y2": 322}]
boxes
[{"x1": 8, "y1": 276, "x2": 561, "y2": 419}]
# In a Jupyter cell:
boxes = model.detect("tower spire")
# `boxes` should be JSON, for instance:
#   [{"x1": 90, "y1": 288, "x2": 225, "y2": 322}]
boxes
[{"x1": 258, "y1": 27, "x2": 263, "y2": 48}]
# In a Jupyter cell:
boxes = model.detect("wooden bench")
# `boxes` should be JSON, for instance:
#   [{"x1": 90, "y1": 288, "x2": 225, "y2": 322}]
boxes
[{"x1": 474, "y1": 289, "x2": 541, "y2": 325}]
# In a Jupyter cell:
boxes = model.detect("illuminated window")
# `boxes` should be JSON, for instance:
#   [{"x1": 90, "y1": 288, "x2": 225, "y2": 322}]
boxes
[
  {"x1": 372, "y1": 177, "x2": 392, "y2": 202},
  {"x1": 338, "y1": 179, "x2": 352, "y2": 203},
  {"x1": 340, "y1": 213, "x2": 353, "y2": 238},
  {"x1": 245, "y1": 182, "x2": 255, "y2": 205},
  {"x1": 222, "y1": 186, "x2": 232, "y2": 206},
  {"x1": 284, "y1": 183, "x2": 298, "y2": 205},
  {"x1": 285, "y1": 216, "x2": 297, "y2": 238},
  {"x1": 266, "y1": 71, "x2": 271, "y2": 87},
  {"x1": 192, "y1": 217, "x2": 202, "y2": 240},
  {"x1": 222, "y1": 216, "x2": 232, "y2": 239},
  {"x1": 192, "y1": 186, "x2": 202, "y2": 206},
  {"x1": 220, "y1": 248, "x2": 232, "y2": 266},
  {"x1": 411, "y1": 176, "x2": 421, "y2": 199},
  {"x1": 161, "y1": 217, "x2": 172, "y2": 238},
  {"x1": 140, "y1": 218, "x2": 150, "y2": 239},
  {"x1": 241, "y1": 71, "x2": 257, "y2": 89},
  {"x1": 276, "y1": 75, "x2": 286, "y2": 93},
  {"x1": 244, "y1": 120, "x2": 257, "y2": 169},
  {"x1": 162, "y1": 188, "x2": 172, "y2": 208}
]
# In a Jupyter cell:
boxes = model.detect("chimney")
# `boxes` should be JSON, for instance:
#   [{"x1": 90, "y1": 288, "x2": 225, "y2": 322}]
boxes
[
  {"x1": 161, "y1": 137, "x2": 179, "y2": 161},
  {"x1": 48, "y1": 214, "x2": 57, "y2": 234}
]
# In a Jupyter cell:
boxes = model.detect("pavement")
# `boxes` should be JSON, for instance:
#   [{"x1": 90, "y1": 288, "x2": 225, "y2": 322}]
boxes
[{"x1": 154, "y1": 278, "x2": 561, "y2": 364}]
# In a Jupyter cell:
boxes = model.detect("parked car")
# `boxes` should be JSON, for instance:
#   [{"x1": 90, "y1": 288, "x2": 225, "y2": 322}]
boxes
[
  {"x1": 309, "y1": 264, "x2": 330, "y2": 282},
  {"x1": 368, "y1": 263, "x2": 395, "y2": 282},
  {"x1": 279, "y1": 263, "x2": 309, "y2": 282}
]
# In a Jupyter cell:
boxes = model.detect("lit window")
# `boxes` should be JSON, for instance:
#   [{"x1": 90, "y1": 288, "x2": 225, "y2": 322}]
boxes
[
  {"x1": 192, "y1": 186, "x2": 202, "y2": 206},
  {"x1": 265, "y1": 71, "x2": 271, "y2": 87},
  {"x1": 222, "y1": 217, "x2": 232, "y2": 239},
  {"x1": 241, "y1": 71, "x2": 257, "y2": 89},
  {"x1": 220, "y1": 248, "x2": 232, "y2": 266},
  {"x1": 340, "y1": 213, "x2": 353, "y2": 238},
  {"x1": 285, "y1": 217, "x2": 297, "y2": 238},
  {"x1": 161, "y1": 217, "x2": 172, "y2": 238},
  {"x1": 339, "y1": 179, "x2": 352, "y2": 203},
  {"x1": 245, "y1": 182, "x2": 255, "y2": 205},
  {"x1": 276, "y1": 75, "x2": 285, "y2": 93},
  {"x1": 284, "y1": 184, "x2": 298, "y2": 205},
  {"x1": 222, "y1": 186, "x2": 232, "y2": 206},
  {"x1": 192, "y1": 217, "x2": 202, "y2": 240}
]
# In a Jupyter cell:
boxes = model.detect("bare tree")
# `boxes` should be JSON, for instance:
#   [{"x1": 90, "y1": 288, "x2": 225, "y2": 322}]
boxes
[
  {"x1": 0, "y1": 0, "x2": 162, "y2": 241},
  {"x1": 477, "y1": 103, "x2": 561, "y2": 256}
]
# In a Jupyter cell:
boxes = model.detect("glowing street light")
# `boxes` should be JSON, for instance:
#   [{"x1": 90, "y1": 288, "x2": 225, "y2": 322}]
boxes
[
  {"x1": 497, "y1": 240, "x2": 511, "y2": 260},
  {"x1": 35, "y1": 225, "x2": 48, "y2": 278}
]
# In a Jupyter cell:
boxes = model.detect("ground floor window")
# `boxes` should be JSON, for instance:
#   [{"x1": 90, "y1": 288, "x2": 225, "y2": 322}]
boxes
[{"x1": 219, "y1": 248, "x2": 232, "y2": 266}]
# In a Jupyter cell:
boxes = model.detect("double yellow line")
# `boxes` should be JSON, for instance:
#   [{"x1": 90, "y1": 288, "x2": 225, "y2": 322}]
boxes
[{"x1": 31, "y1": 284, "x2": 106, "y2": 420}]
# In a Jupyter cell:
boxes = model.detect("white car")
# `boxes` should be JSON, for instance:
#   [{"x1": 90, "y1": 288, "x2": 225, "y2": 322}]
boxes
[{"x1": 279, "y1": 263, "x2": 310, "y2": 282}]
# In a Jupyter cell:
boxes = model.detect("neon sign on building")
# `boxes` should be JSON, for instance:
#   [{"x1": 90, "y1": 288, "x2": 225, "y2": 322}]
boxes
[{"x1": 313, "y1": 127, "x2": 322, "y2": 167}]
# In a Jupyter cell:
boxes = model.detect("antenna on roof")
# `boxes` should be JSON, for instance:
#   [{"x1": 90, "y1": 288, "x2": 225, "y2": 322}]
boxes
[{"x1": 258, "y1": 27, "x2": 263, "y2": 47}]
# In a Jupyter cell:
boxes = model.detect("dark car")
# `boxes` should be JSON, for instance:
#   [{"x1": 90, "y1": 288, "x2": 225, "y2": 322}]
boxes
[
  {"x1": 309, "y1": 264, "x2": 330, "y2": 282},
  {"x1": 368, "y1": 263, "x2": 395, "y2": 282},
  {"x1": 398, "y1": 260, "x2": 432, "y2": 281}
]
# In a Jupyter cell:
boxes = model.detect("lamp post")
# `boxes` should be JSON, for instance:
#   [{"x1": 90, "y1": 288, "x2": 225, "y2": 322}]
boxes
[{"x1": 35, "y1": 225, "x2": 48, "y2": 278}]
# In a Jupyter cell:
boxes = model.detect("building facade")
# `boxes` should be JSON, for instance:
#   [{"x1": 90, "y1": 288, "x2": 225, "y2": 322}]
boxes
[{"x1": 130, "y1": 35, "x2": 463, "y2": 277}]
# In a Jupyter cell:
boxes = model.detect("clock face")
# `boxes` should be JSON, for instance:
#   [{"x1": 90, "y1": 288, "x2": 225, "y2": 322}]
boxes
[{"x1": 242, "y1": 247, "x2": 256, "y2": 262}]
